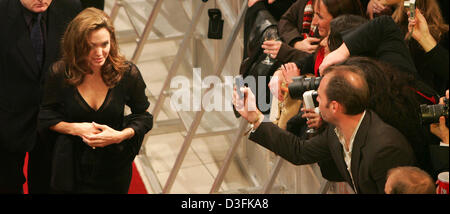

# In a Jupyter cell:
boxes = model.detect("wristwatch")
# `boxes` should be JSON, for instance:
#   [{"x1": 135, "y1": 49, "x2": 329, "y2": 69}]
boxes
[{"x1": 245, "y1": 113, "x2": 265, "y2": 136}]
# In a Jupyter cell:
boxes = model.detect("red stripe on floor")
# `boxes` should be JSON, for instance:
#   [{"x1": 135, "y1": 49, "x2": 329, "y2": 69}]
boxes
[
  {"x1": 128, "y1": 162, "x2": 148, "y2": 194},
  {"x1": 23, "y1": 152, "x2": 29, "y2": 194}
]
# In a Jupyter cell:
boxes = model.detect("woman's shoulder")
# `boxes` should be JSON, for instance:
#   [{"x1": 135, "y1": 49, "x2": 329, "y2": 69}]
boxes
[
  {"x1": 117, "y1": 61, "x2": 147, "y2": 92},
  {"x1": 122, "y1": 61, "x2": 142, "y2": 79}
]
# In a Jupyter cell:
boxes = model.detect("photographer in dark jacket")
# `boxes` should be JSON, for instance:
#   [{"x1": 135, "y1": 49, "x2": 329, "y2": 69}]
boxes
[
  {"x1": 320, "y1": 15, "x2": 442, "y2": 177},
  {"x1": 233, "y1": 64, "x2": 416, "y2": 194}
]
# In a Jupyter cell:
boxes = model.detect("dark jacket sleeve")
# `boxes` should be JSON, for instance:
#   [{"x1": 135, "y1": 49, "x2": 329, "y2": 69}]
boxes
[
  {"x1": 420, "y1": 35, "x2": 449, "y2": 94},
  {"x1": 277, "y1": 43, "x2": 312, "y2": 64},
  {"x1": 249, "y1": 121, "x2": 332, "y2": 165},
  {"x1": 38, "y1": 65, "x2": 66, "y2": 133},
  {"x1": 124, "y1": 63, "x2": 153, "y2": 138},
  {"x1": 342, "y1": 15, "x2": 418, "y2": 76},
  {"x1": 424, "y1": 42, "x2": 449, "y2": 82},
  {"x1": 294, "y1": 52, "x2": 315, "y2": 75},
  {"x1": 278, "y1": 0, "x2": 307, "y2": 46}
]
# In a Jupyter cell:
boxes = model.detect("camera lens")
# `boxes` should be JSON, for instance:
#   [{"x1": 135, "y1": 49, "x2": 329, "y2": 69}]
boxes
[
  {"x1": 420, "y1": 103, "x2": 449, "y2": 124},
  {"x1": 288, "y1": 76, "x2": 322, "y2": 100}
]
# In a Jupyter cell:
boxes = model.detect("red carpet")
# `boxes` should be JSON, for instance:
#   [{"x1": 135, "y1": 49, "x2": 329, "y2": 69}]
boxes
[
  {"x1": 128, "y1": 161, "x2": 148, "y2": 194},
  {"x1": 23, "y1": 153, "x2": 148, "y2": 194}
]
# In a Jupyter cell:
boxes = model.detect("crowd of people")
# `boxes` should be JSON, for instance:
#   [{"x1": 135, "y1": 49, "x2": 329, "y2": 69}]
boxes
[{"x1": 236, "y1": 0, "x2": 448, "y2": 194}]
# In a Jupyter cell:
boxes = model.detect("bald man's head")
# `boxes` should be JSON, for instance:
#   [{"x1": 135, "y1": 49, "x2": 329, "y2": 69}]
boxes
[
  {"x1": 321, "y1": 65, "x2": 369, "y2": 115},
  {"x1": 385, "y1": 166, "x2": 436, "y2": 194}
]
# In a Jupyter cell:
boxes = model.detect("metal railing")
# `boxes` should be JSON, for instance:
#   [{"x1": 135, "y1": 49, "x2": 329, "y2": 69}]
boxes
[{"x1": 109, "y1": 0, "x2": 331, "y2": 194}]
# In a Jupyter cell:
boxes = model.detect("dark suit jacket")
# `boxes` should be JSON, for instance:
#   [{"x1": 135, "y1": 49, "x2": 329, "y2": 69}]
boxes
[
  {"x1": 249, "y1": 110, "x2": 416, "y2": 194},
  {"x1": 0, "y1": 0, "x2": 81, "y2": 153}
]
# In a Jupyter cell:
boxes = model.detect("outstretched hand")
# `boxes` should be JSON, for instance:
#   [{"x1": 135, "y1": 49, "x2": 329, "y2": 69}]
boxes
[
  {"x1": 281, "y1": 62, "x2": 301, "y2": 84},
  {"x1": 268, "y1": 63, "x2": 300, "y2": 101},
  {"x1": 319, "y1": 43, "x2": 350, "y2": 73}
]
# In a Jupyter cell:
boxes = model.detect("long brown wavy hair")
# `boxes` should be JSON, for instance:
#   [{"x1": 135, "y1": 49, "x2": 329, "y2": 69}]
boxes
[
  {"x1": 61, "y1": 7, "x2": 128, "y2": 87},
  {"x1": 392, "y1": 0, "x2": 449, "y2": 42}
]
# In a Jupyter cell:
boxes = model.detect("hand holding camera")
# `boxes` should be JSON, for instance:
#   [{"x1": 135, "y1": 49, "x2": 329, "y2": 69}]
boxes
[
  {"x1": 301, "y1": 90, "x2": 323, "y2": 130},
  {"x1": 301, "y1": 108, "x2": 323, "y2": 129},
  {"x1": 287, "y1": 77, "x2": 323, "y2": 133},
  {"x1": 430, "y1": 90, "x2": 449, "y2": 145},
  {"x1": 233, "y1": 84, "x2": 263, "y2": 129},
  {"x1": 407, "y1": 8, "x2": 437, "y2": 52}
]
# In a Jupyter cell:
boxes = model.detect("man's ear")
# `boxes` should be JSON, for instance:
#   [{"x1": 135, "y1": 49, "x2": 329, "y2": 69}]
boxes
[
  {"x1": 330, "y1": 100, "x2": 340, "y2": 114},
  {"x1": 330, "y1": 101, "x2": 341, "y2": 114}
]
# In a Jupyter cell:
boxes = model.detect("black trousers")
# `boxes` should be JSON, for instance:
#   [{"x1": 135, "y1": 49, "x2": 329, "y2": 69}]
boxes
[
  {"x1": 0, "y1": 150, "x2": 26, "y2": 194},
  {"x1": 0, "y1": 136, "x2": 53, "y2": 194},
  {"x1": 27, "y1": 136, "x2": 54, "y2": 194}
]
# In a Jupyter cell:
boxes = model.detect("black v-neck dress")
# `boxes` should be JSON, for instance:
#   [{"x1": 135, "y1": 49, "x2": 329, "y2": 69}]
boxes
[{"x1": 38, "y1": 61, "x2": 153, "y2": 193}]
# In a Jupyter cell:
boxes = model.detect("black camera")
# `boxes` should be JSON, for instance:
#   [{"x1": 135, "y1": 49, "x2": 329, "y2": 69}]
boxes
[
  {"x1": 288, "y1": 76, "x2": 322, "y2": 100},
  {"x1": 208, "y1": 8, "x2": 224, "y2": 40},
  {"x1": 420, "y1": 98, "x2": 449, "y2": 124}
]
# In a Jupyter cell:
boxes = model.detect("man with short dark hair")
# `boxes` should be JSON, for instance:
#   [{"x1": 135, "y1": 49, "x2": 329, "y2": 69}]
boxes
[
  {"x1": 385, "y1": 166, "x2": 436, "y2": 194},
  {"x1": 233, "y1": 64, "x2": 416, "y2": 193}
]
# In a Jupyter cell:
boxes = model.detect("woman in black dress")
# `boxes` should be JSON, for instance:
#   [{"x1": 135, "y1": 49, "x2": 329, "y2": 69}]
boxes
[{"x1": 38, "y1": 8, "x2": 153, "y2": 193}]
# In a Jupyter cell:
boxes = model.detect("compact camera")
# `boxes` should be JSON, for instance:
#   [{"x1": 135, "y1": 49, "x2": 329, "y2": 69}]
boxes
[
  {"x1": 303, "y1": 90, "x2": 319, "y2": 113},
  {"x1": 235, "y1": 75, "x2": 245, "y2": 99},
  {"x1": 288, "y1": 76, "x2": 322, "y2": 100},
  {"x1": 420, "y1": 98, "x2": 448, "y2": 124},
  {"x1": 404, "y1": 0, "x2": 416, "y2": 19},
  {"x1": 303, "y1": 90, "x2": 320, "y2": 134}
]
